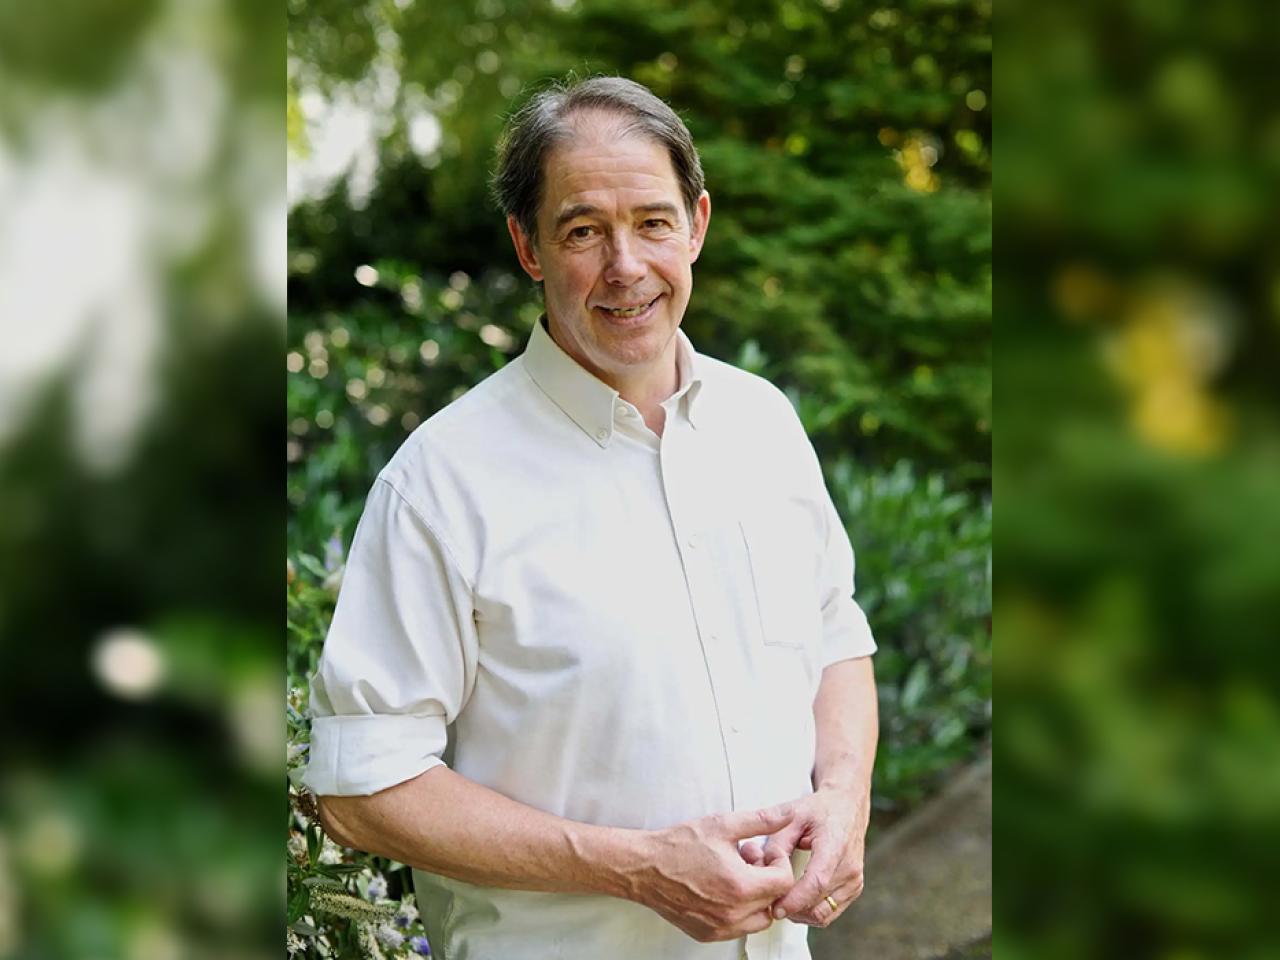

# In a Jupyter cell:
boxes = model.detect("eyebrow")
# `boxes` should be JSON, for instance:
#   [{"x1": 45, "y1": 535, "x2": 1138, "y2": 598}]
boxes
[{"x1": 551, "y1": 202, "x2": 683, "y2": 233}]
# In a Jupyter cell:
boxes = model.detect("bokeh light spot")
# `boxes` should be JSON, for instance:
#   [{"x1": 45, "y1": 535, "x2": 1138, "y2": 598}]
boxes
[{"x1": 91, "y1": 627, "x2": 165, "y2": 701}]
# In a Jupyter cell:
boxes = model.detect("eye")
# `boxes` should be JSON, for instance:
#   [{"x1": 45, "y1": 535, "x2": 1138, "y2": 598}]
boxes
[
  {"x1": 643, "y1": 218, "x2": 672, "y2": 230},
  {"x1": 567, "y1": 225, "x2": 596, "y2": 240}
]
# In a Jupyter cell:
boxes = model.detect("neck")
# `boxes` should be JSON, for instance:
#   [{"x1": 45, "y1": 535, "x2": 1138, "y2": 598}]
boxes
[
  {"x1": 612, "y1": 349, "x2": 679, "y2": 417},
  {"x1": 545, "y1": 319, "x2": 682, "y2": 421}
]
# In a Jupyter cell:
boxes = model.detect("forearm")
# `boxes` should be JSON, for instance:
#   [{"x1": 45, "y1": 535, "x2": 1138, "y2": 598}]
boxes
[
  {"x1": 812, "y1": 656, "x2": 879, "y2": 798},
  {"x1": 318, "y1": 765, "x2": 645, "y2": 899}
]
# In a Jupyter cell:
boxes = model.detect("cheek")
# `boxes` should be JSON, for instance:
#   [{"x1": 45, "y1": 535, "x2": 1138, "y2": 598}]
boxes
[
  {"x1": 658, "y1": 255, "x2": 693, "y2": 291},
  {"x1": 556, "y1": 257, "x2": 601, "y2": 297}
]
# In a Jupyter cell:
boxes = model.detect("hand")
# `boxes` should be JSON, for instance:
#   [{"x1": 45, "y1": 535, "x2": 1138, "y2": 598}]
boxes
[
  {"x1": 628, "y1": 803, "x2": 800, "y2": 942},
  {"x1": 738, "y1": 788, "x2": 868, "y2": 928}
]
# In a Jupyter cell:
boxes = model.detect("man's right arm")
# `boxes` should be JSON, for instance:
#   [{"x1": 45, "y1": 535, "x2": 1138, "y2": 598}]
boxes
[{"x1": 317, "y1": 766, "x2": 796, "y2": 943}]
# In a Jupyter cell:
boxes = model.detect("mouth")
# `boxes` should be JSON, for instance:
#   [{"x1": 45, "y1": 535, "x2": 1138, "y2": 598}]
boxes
[{"x1": 594, "y1": 295, "x2": 660, "y2": 324}]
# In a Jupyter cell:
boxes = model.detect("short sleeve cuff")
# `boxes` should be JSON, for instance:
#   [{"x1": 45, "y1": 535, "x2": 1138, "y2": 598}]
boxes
[
  {"x1": 820, "y1": 597, "x2": 877, "y2": 668},
  {"x1": 300, "y1": 713, "x2": 449, "y2": 796}
]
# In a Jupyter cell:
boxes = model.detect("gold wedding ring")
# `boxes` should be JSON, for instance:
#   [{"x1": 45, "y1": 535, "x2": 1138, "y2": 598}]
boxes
[{"x1": 824, "y1": 894, "x2": 839, "y2": 912}]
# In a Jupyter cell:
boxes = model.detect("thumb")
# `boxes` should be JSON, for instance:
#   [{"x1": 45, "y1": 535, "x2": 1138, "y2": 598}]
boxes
[
  {"x1": 773, "y1": 833, "x2": 839, "y2": 918},
  {"x1": 721, "y1": 803, "x2": 795, "y2": 840}
]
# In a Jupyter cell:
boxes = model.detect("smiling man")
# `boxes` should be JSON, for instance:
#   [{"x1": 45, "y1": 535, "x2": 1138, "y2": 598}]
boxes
[{"x1": 303, "y1": 76, "x2": 879, "y2": 960}]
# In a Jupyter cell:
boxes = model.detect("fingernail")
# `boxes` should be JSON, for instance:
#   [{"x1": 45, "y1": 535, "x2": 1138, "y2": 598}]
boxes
[{"x1": 772, "y1": 906, "x2": 786, "y2": 920}]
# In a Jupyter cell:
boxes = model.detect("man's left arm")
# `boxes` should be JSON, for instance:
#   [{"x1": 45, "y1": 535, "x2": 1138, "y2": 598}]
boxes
[
  {"x1": 746, "y1": 656, "x2": 878, "y2": 925},
  {"x1": 738, "y1": 410, "x2": 880, "y2": 923}
]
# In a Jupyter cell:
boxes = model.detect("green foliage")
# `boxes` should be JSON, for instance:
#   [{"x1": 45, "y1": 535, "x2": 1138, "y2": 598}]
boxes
[
  {"x1": 289, "y1": 0, "x2": 991, "y2": 485},
  {"x1": 288, "y1": 559, "x2": 435, "y2": 958},
  {"x1": 829, "y1": 460, "x2": 991, "y2": 809},
  {"x1": 996, "y1": 0, "x2": 1280, "y2": 953}
]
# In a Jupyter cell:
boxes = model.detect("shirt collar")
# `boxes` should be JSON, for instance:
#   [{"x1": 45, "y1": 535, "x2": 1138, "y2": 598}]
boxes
[{"x1": 522, "y1": 316, "x2": 704, "y2": 447}]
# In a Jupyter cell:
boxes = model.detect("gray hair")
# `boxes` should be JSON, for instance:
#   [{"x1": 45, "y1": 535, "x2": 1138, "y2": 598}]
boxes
[{"x1": 491, "y1": 76, "x2": 704, "y2": 243}]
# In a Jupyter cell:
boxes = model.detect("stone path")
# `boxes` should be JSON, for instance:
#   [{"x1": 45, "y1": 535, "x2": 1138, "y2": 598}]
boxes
[{"x1": 809, "y1": 756, "x2": 991, "y2": 960}]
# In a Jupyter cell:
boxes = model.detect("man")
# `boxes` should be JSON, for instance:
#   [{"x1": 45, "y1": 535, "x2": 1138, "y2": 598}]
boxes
[{"x1": 303, "y1": 76, "x2": 878, "y2": 960}]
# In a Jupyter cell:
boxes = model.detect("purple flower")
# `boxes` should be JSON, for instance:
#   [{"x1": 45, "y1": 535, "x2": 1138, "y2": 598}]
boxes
[{"x1": 409, "y1": 935, "x2": 432, "y2": 956}]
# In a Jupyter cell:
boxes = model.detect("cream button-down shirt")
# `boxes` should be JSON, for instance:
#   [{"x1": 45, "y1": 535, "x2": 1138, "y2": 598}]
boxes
[{"x1": 303, "y1": 318, "x2": 876, "y2": 960}]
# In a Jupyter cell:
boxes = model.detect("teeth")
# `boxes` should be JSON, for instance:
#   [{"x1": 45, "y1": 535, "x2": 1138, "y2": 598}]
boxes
[{"x1": 601, "y1": 299, "x2": 652, "y2": 318}]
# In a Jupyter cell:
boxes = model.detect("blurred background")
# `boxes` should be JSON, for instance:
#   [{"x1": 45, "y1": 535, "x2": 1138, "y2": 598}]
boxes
[
  {"x1": 996, "y1": 0, "x2": 1280, "y2": 956},
  {"x1": 286, "y1": 0, "x2": 989, "y2": 956},
  {"x1": 0, "y1": 0, "x2": 283, "y2": 957},
  {"x1": 4, "y1": 0, "x2": 1276, "y2": 954}
]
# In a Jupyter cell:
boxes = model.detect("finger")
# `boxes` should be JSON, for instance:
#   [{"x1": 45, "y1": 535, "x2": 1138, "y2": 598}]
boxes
[
  {"x1": 737, "y1": 907, "x2": 777, "y2": 936},
  {"x1": 772, "y1": 832, "x2": 841, "y2": 918},
  {"x1": 761, "y1": 817, "x2": 805, "y2": 864},
  {"x1": 721, "y1": 803, "x2": 794, "y2": 840},
  {"x1": 762, "y1": 841, "x2": 791, "y2": 867},
  {"x1": 737, "y1": 840, "x2": 764, "y2": 865},
  {"x1": 787, "y1": 870, "x2": 864, "y2": 927},
  {"x1": 737, "y1": 855, "x2": 803, "y2": 902}
]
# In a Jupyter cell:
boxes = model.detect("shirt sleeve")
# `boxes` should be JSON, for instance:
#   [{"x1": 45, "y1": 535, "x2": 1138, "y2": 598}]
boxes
[
  {"x1": 301, "y1": 476, "x2": 478, "y2": 797},
  {"x1": 816, "y1": 483, "x2": 878, "y2": 667}
]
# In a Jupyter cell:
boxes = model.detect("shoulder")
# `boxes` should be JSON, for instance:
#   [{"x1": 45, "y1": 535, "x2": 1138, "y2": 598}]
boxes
[
  {"x1": 377, "y1": 359, "x2": 533, "y2": 513},
  {"x1": 695, "y1": 352, "x2": 807, "y2": 438}
]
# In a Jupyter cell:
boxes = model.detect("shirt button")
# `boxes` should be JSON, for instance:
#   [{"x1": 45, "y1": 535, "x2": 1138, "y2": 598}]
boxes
[
  {"x1": 595, "y1": 428, "x2": 608, "y2": 441},
  {"x1": 687, "y1": 534, "x2": 699, "y2": 549}
]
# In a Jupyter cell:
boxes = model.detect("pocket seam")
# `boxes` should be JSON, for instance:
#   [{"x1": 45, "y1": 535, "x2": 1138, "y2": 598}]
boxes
[{"x1": 739, "y1": 518, "x2": 806, "y2": 649}]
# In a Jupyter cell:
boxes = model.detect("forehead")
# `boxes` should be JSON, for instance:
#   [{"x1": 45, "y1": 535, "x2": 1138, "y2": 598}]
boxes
[{"x1": 539, "y1": 115, "x2": 681, "y2": 223}]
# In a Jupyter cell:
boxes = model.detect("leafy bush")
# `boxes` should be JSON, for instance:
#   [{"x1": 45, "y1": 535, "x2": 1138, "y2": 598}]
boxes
[
  {"x1": 828, "y1": 459, "x2": 992, "y2": 811},
  {"x1": 288, "y1": 554, "x2": 436, "y2": 958}
]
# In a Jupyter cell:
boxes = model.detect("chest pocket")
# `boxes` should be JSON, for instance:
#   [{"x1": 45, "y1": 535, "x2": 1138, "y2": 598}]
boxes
[{"x1": 738, "y1": 511, "x2": 823, "y2": 651}]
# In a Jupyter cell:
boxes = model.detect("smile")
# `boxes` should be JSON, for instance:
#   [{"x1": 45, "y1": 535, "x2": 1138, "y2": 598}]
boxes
[{"x1": 595, "y1": 296, "x2": 659, "y2": 320}]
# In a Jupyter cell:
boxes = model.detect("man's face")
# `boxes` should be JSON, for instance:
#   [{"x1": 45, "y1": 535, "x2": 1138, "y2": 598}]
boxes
[{"x1": 507, "y1": 113, "x2": 710, "y2": 388}]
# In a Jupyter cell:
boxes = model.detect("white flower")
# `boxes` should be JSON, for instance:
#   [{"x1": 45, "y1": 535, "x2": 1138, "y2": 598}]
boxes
[
  {"x1": 375, "y1": 923, "x2": 404, "y2": 949},
  {"x1": 395, "y1": 898, "x2": 419, "y2": 927},
  {"x1": 367, "y1": 874, "x2": 388, "y2": 900},
  {"x1": 318, "y1": 839, "x2": 343, "y2": 865}
]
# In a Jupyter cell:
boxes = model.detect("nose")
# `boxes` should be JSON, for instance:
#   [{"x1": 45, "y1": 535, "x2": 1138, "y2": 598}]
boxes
[{"x1": 603, "y1": 232, "x2": 646, "y2": 286}]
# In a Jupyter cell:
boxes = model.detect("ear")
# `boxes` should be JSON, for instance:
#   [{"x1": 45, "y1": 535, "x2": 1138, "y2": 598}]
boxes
[
  {"x1": 507, "y1": 215, "x2": 544, "y2": 282},
  {"x1": 688, "y1": 191, "x2": 711, "y2": 264}
]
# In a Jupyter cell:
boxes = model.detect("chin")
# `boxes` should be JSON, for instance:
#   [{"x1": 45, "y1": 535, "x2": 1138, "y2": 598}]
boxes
[{"x1": 600, "y1": 330, "x2": 673, "y2": 371}]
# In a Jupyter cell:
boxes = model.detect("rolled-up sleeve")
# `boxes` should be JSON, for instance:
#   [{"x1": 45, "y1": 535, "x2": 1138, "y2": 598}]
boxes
[
  {"x1": 816, "y1": 477, "x2": 877, "y2": 668},
  {"x1": 301, "y1": 476, "x2": 477, "y2": 797}
]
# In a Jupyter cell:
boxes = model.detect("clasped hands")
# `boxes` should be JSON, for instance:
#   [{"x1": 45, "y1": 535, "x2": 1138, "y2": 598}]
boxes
[{"x1": 630, "y1": 789, "x2": 867, "y2": 944}]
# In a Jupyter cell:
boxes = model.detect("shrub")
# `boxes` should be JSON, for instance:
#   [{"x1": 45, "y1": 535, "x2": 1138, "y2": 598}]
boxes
[{"x1": 828, "y1": 458, "x2": 992, "y2": 812}]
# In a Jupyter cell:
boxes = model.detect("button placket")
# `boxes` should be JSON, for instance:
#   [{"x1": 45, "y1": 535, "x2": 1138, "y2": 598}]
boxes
[
  {"x1": 661, "y1": 416, "x2": 767, "y2": 811},
  {"x1": 660, "y1": 415, "x2": 752, "y2": 805}
]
